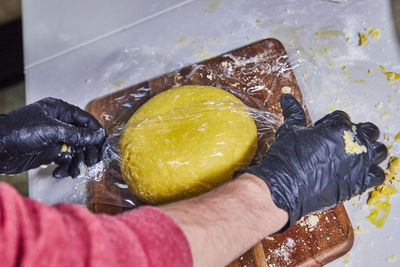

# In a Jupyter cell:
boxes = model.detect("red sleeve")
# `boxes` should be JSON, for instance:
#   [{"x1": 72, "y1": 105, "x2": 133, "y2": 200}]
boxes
[{"x1": 0, "y1": 182, "x2": 192, "y2": 267}]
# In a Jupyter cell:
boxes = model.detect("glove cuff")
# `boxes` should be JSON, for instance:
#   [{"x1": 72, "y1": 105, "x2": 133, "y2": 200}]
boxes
[{"x1": 234, "y1": 166, "x2": 300, "y2": 233}]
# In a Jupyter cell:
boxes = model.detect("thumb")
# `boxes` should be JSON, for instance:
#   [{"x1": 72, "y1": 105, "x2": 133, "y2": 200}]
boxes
[
  {"x1": 276, "y1": 94, "x2": 306, "y2": 137},
  {"x1": 280, "y1": 94, "x2": 306, "y2": 128},
  {"x1": 53, "y1": 123, "x2": 106, "y2": 147}
]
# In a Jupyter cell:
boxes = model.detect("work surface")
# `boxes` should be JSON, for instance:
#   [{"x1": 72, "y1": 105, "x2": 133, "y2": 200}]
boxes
[{"x1": 24, "y1": 0, "x2": 400, "y2": 266}]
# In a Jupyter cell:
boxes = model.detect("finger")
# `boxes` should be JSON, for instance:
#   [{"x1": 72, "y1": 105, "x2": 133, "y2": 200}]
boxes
[
  {"x1": 21, "y1": 145, "x2": 62, "y2": 171},
  {"x1": 85, "y1": 145, "x2": 100, "y2": 166},
  {"x1": 371, "y1": 142, "x2": 388, "y2": 165},
  {"x1": 357, "y1": 122, "x2": 380, "y2": 142},
  {"x1": 60, "y1": 102, "x2": 102, "y2": 129},
  {"x1": 53, "y1": 152, "x2": 72, "y2": 179},
  {"x1": 364, "y1": 165, "x2": 386, "y2": 189},
  {"x1": 52, "y1": 123, "x2": 106, "y2": 147},
  {"x1": 69, "y1": 147, "x2": 85, "y2": 178},
  {"x1": 279, "y1": 94, "x2": 306, "y2": 128},
  {"x1": 314, "y1": 110, "x2": 351, "y2": 126},
  {"x1": 41, "y1": 97, "x2": 102, "y2": 129}
]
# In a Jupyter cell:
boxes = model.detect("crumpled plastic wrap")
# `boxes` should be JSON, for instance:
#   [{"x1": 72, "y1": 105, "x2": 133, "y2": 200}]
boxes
[{"x1": 82, "y1": 38, "x2": 320, "y2": 209}]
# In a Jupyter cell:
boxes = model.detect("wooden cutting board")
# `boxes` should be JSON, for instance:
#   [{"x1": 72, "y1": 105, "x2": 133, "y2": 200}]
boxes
[{"x1": 87, "y1": 38, "x2": 354, "y2": 266}]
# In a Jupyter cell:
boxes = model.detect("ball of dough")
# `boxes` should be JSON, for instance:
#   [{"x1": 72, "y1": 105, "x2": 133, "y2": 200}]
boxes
[{"x1": 120, "y1": 85, "x2": 257, "y2": 204}]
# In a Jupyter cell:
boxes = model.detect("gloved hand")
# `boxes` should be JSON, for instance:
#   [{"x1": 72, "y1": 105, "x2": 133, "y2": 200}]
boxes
[
  {"x1": 0, "y1": 97, "x2": 106, "y2": 178},
  {"x1": 238, "y1": 94, "x2": 388, "y2": 231}
]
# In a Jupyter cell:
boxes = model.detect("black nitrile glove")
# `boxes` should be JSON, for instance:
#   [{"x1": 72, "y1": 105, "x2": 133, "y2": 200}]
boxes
[
  {"x1": 0, "y1": 97, "x2": 106, "y2": 178},
  {"x1": 238, "y1": 94, "x2": 388, "y2": 231}
]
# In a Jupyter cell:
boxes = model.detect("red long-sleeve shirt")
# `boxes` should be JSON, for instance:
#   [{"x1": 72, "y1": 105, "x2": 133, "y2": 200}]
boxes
[{"x1": 0, "y1": 182, "x2": 192, "y2": 267}]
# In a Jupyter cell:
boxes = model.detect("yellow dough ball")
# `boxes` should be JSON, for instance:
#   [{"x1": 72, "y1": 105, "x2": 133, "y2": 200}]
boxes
[{"x1": 120, "y1": 85, "x2": 257, "y2": 204}]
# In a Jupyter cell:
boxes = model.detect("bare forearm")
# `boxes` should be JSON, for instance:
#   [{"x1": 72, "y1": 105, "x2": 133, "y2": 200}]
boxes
[{"x1": 160, "y1": 173, "x2": 288, "y2": 267}]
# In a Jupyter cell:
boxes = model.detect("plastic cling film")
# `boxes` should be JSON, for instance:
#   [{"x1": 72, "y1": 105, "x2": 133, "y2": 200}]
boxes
[
  {"x1": 86, "y1": 39, "x2": 317, "y2": 208},
  {"x1": 120, "y1": 86, "x2": 258, "y2": 203},
  {"x1": 95, "y1": 85, "x2": 283, "y2": 206},
  {"x1": 286, "y1": 47, "x2": 321, "y2": 119}
]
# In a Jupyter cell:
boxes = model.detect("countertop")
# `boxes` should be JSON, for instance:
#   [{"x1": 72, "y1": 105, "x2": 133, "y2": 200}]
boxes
[{"x1": 22, "y1": 0, "x2": 400, "y2": 265}]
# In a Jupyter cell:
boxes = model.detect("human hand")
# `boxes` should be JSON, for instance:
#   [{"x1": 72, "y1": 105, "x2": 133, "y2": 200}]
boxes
[
  {"x1": 238, "y1": 94, "x2": 388, "y2": 230},
  {"x1": 0, "y1": 97, "x2": 105, "y2": 178}
]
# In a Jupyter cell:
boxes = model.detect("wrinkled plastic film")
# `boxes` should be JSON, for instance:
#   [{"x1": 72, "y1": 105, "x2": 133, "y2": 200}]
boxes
[
  {"x1": 87, "y1": 102, "x2": 282, "y2": 207},
  {"x1": 81, "y1": 40, "x2": 319, "y2": 208}
]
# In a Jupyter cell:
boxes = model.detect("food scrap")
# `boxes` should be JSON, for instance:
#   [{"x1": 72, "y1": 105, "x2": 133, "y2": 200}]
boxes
[
  {"x1": 359, "y1": 32, "x2": 367, "y2": 46},
  {"x1": 366, "y1": 156, "x2": 400, "y2": 228},
  {"x1": 387, "y1": 256, "x2": 397, "y2": 262},
  {"x1": 375, "y1": 102, "x2": 383, "y2": 109},
  {"x1": 343, "y1": 130, "x2": 367, "y2": 154},
  {"x1": 195, "y1": 47, "x2": 217, "y2": 60},
  {"x1": 395, "y1": 132, "x2": 400, "y2": 141},
  {"x1": 281, "y1": 86, "x2": 292, "y2": 94},
  {"x1": 366, "y1": 27, "x2": 381, "y2": 39},
  {"x1": 380, "y1": 112, "x2": 390, "y2": 120},
  {"x1": 358, "y1": 28, "x2": 380, "y2": 46},
  {"x1": 298, "y1": 214, "x2": 319, "y2": 231},
  {"x1": 379, "y1": 65, "x2": 400, "y2": 82},
  {"x1": 342, "y1": 252, "x2": 351, "y2": 264},
  {"x1": 304, "y1": 215, "x2": 319, "y2": 228},
  {"x1": 61, "y1": 144, "x2": 68, "y2": 153},
  {"x1": 283, "y1": 8, "x2": 292, "y2": 14},
  {"x1": 353, "y1": 225, "x2": 362, "y2": 235}
]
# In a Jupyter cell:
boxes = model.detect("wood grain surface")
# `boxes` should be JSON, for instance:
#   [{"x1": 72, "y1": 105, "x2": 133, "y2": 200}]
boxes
[{"x1": 87, "y1": 38, "x2": 354, "y2": 266}]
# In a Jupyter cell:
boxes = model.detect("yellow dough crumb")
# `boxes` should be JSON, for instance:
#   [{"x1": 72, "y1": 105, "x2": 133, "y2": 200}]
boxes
[
  {"x1": 353, "y1": 225, "x2": 363, "y2": 235},
  {"x1": 388, "y1": 156, "x2": 400, "y2": 174},
  {"x1": 61, "y1": 144, "x2": 68, "y2": 153},
  {"x1": 379, "y1": 65, "x2": 400, "y2": 82},
  {"x1": 283, "y1": 8, "x2": 292, "y2": 14},
  {"x1": 375, "y1": 102, "x2": 383, "y2": 109},
  {"x1": 342, "y1": 253, "x2": 351, "y2": 264},
  {"x1": 387, "y1": 256, "x2": 397, "y2": 262},
  {"x1": 120, "y1": 85, "x2": 257, "y2": 204},
  {"x1": 366, "y1": 27, "x2": 381, "y2": 39},
  {"x1": 367, "y1": 156, "x2": 400, "y2": 227},
  {"x1": 281, "y1": 86, "x2": 292, "y2": 94},
  {"x1": 395, "y1": 131, "x2": 400, "y2": 141},
  {"x1": 368, "y1": 69, "x2": 373, "y2": 74},
  {"x1": 342, "y1": 65, "x2": 347, "y2": 74},
  {"x1": 380, "y1": 112, "x2": 390, "y2": 120},
  {"x1": 343, "y1": 130, "x2": 367, "y2": 154},
  {"x1": 359, "y1": 32, "x2": 368, "y2": 46},
  {"x1": 367, "y1": 185, "x2": 397, "y2": 206}
]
